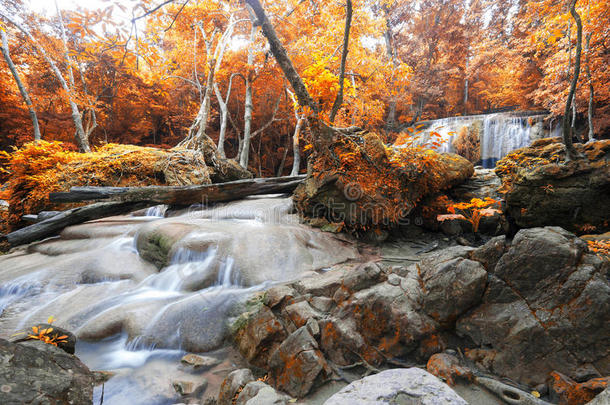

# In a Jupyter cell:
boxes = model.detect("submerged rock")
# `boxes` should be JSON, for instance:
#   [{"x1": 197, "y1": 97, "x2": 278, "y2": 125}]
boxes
[
  {"x1": 323, "y1": 368, "x2": 467, "y2": 404},
  {"x1": 0, "y1": 338, "x2": 94, "y2": 405}
]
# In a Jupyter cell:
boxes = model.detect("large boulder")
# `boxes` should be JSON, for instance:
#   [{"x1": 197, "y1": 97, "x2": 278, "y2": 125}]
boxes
[
  {"x1": 323, "y1": 368, "x2": 467, "y2": 404},
  {"x1": 496, "y1": 138, "x2": 610, "y2": 233},
  {"x1": 0, "y1": 338, "x2": 94, "y2": 405},
  {"x1": 457, "y1": 227, "x2": 610, "y2": 386},
  {"x1": 293, "y1": 132, "x2": 473, "y2": 231}
]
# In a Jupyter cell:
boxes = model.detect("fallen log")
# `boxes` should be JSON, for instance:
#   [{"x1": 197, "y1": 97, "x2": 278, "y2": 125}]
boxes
[
  {"x1": 1, "y1": 176, "x2": 307, "y2": 250},
  {"x1": 50, "y1": 175, "x2": 306, "y2": 204},
  {"x1": 1, "y1": 201, "x2": 149, "y2": 249}
]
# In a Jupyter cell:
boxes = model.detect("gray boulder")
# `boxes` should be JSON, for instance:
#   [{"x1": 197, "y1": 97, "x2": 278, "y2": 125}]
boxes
[
  {"x1": 0, "y1": 338, "x2": 94, "y2": 405},
  {"x1": 323, "y1": 368, "x2": 467, "y2": 404},
  {"x1": 458, "y1": 227, "x2": 610, "y2": 386}
]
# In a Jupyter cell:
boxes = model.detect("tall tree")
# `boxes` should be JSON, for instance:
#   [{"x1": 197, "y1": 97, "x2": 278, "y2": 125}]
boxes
[{"x1": 0, "y1": 29, "x2": 41, "y2": 141}]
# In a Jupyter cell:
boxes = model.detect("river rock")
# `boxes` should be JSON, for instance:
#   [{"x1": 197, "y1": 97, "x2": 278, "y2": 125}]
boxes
[
  {"x1": 217, "y1": 369, "x2": 255, "y2": 405},
  {"x1": 180, "y1": 353, "x2": 220, "y2": 369},
  {"x1": 496, "y1": 138, "x2": 610, "y2": 233},
  {"x1": 135, "y1": 198, "x2": 358, "y2": 286},
  {"x1": 586, "y1": 387, "x2": 610, "y2": 404},
  {"x1": 235, "y1": 381, "x2": 289, "y2": 405},
  {"x1": 457, "y1": 227, "x2": 610, "y2": 386},
  {"x1": 323, "y1": 368, "x2": 468, "y2": 404},
  {"x1": 426, "y1": 353, "x2": 474, "y2": 386},
  {"x1": 0, "y1": 338, "x2": 94, "y2": 405},
  {"x1": 268, "y1": 326, "x2": 330, "y2": 397},
  {"x1": 548, "y1": 371, "x2": 610, "y2": 405}
]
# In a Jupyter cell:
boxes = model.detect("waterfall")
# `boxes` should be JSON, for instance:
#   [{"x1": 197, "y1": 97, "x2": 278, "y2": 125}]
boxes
[{"x1": 408, "y1": 112, "x2": 551, "y2": 168}]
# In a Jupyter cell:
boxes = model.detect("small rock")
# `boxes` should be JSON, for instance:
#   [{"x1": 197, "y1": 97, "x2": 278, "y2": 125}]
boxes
[
  {"x1": 268, "y1": 326, "x2": 330, "y2": 397},
  {"x1": 236, "y1": 381, "x2": 289, "y2": 404},
  {"x1": 218, "y1": 369, "x2": 255, "y2": 405},
  {"x1": 283, "y1": 301, "x2": 320, "y2": 329},
  {"x1": 387, "y1": 273, "x2": 402, "y2": 286},
  {"x1": 427, "y1": 353, "x2": 474, "y2": 386},
  {"x1": 548, "y1": 371, "x2": 610, "y2": 405},
  {"x1": 180, "y1": 353, "x2": 220, "y2": 369},
  {"x1": 309, "y1": 296, "x2": 333, "y2": 312}
]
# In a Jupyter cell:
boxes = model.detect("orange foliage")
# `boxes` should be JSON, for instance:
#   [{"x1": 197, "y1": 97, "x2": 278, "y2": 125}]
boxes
[
  {"x1": 0, "y1": 141, "x2": 184, "y2": 229},
  {"x1": 438, "y1": 197, "x2": 501, "y2": 233},
  {"x1": 587, "y1": 240, "x2": 610, "y2": 261}
]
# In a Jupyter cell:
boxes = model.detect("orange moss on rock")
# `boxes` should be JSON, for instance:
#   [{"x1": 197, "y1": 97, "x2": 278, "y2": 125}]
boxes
[
  {"x1": 0, "y1": 141, "x2": 212, "y2": 230},
  {"x1": 548, "y1": 371, "x2": 610, "y2": 405},
  {"x1": 294, "y1": 131, "x2": 473, "y2": 231}
]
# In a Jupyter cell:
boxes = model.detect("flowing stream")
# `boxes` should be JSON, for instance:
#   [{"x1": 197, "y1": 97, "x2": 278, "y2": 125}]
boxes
[
  {"x1": 0, "y1": 196, "x2": 358, "y2": 404},
  {"x1": 414, "y1": 112, "x2": 552, "y2": 167}
]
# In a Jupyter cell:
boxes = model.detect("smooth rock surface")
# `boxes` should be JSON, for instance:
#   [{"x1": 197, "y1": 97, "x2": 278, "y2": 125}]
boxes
[
  {"x1": 323, "y1": 368, "x2": 467, "y2": 404},
  {"x1": 0, "y1": 338, "x2": 94, "y2": 405}
]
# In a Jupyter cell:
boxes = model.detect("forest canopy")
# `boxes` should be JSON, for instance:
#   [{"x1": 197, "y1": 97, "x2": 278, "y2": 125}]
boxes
[{"x1": 0, "y1": 0, "x2": 608, "y2": 176}]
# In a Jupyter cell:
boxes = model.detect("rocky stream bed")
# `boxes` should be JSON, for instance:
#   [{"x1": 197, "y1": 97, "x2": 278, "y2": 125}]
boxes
[{"x1": 0, "y1": 140, "x2": 608, "y2": 405}]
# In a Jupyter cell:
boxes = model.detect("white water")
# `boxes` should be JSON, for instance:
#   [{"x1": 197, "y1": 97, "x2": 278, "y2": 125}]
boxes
[
  {"x1": 0, "y1": 196, "x2": 356, "y2": 404},
  {"x1": 412, "y1": 112, "x2": 551, "y2": 168}
]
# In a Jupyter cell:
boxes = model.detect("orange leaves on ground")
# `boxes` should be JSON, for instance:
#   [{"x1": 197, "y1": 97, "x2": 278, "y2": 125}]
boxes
[
  {"x1": 587, "y1": 240, "x2": 610, "y2": 261},
  {"x1": 438, "y1": 197, "x2": 501, "y2": 233}
]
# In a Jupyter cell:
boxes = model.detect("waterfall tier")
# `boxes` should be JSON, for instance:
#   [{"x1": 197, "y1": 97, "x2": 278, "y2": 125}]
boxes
[{"x1": 409, "y1": 112, "x2": 554, "y2": 168}]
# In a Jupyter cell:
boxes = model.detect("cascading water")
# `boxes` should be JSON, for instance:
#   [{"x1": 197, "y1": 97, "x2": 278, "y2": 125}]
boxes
[
  {"x1": 411, "y1": 112, "x2": 551, "y2": 168},
  {"x1": 0, "y1": 196, "x2": 357, "y2": 404}
]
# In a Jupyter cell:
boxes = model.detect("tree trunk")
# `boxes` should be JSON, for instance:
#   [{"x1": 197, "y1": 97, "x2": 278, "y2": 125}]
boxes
[
  {"x1": 239, "y1": 23, "x2": 257, "y2": 168},
  {"x1": 1, "y1": 12, "x2": 90, "y2": 151},
  {"x1": 329, "y1": 0, "x2": 352, "y2": 124},
  {"x1": 0, "y1": 30, "x2": 41, "y2": 141},
  {"x1": 464, "y1": 56, "x2": 469, "y2": 115},
  {"x1": 245, "y1": 0, "x2": 318, "y2": 113},
  {"x1": 1, "y1": 201, "x2": 149, "y2": 249},
  {"x1": 562, "y1": 0, "x2": 583, "y2": 160},
  {"x1": 290, "y1": 116, "x2": 304, "y2": 176},
  {"x1": 585, "y1": 32, "x2": 594, "y2": 141},
  {"x1": 50, "y1": 175, "x2": 306, "y2": 204}
]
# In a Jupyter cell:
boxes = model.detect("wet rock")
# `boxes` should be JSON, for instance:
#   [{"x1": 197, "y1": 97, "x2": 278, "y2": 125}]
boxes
[
  {"x1": 180, "y1": 353, "x2": 221, "y2": 369},
  {"x1": 419, "y1": 247, "x2": 487, "y2": 326},
  {"x1": 235, "y1": 381, "x2": 289, "y2": 404},
  {"x1": 469, "y1": 235, "x2": 508, "y2": 271},
  {"x1": 457, "y1": 227, "x2": 610, "y2": 386},
  {"x1": 268, "y1": 326, "x2": 330, "y2": 397},
  {"x1": 426, "y1": 353, "x2": 474, "y2": 386},
  {"x1": 172, "y1": 378, "x2": 207, "y2": 396},
  {"x1": 217, "y1": 369, "x2": 255, "y2": 405},
  {"x1": 323, "y1": 368, "x2": 468, "y2": 404},
  {"x1": 586, "y1": 387, "x2": 610, "y2": 404},
  {"x1": 135, "y1": 199, "x2": 358, "y2": 285},
  {"x1": 548, "y1": 371, "x2": 610, "y2": 405},
  {"x1": 0, "y1": 338, "x2": 94, "y2": 405},
  {"x1": 497, "y1": 139, "x2": 610, "y2": 233},
  {"x1": 233, "y1": 306, "x2": 287, "y2": 368}
]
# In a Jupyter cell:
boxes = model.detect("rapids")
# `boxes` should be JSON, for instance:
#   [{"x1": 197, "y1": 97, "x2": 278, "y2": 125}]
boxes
[{"x1": 0, "y1": 196, "x2": 358, "y2": 404}]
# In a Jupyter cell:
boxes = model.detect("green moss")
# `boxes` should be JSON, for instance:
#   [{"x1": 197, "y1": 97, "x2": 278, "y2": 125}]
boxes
[{"x1": 229, "y1": 292, "x2": 268, "y2": 336}]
